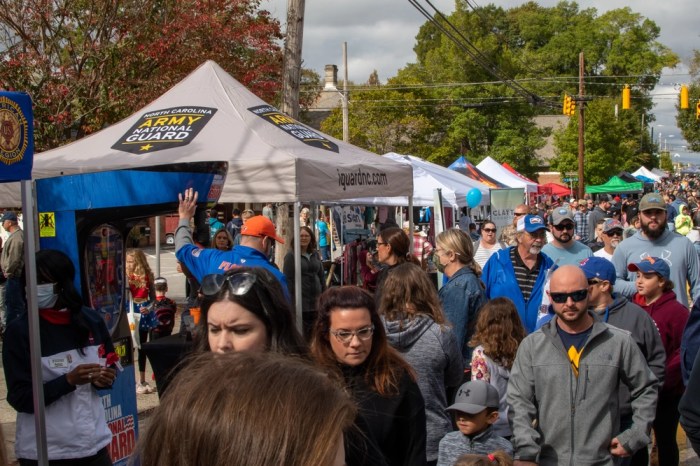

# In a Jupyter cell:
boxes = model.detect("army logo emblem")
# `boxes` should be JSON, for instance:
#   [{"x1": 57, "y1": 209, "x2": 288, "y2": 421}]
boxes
[{"x1": 0, "y1": 96, "x2": 30, "y2": 165}]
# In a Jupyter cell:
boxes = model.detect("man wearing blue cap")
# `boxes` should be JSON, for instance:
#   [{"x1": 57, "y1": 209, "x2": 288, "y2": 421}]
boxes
[
  {"x1": 612, "y1": 192, "x2": 700, "y2": 308},
  {"x1": 1, "y1": 211, "x2": 25, "y2": 325},
  {"x1": 541, "y1": 207, "x2": 592, "y2": 266},
  {"x1": 482, "y1": 214, "x2": 555, "y2": 333}
]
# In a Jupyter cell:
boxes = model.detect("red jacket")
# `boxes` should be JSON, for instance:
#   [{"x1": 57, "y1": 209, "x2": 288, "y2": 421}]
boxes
[{"x1": 634, "y1": 290, "x2": 689, "y2": 395}]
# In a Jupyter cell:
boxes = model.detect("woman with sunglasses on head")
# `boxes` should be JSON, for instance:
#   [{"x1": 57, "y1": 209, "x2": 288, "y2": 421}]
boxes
[
  {"x1": 380, "y1": 263, "x2": 463, "y2": 466},
  {"x1": 283, "y1": 226, "x2": 326, "y2": 339},
  {"x1": 310, "y1": 286, "x2": 427, "y2": 466},
  {"x1": 195, "y1": 266, "x2": 307, "y2": 356},
  {"x1": 435, "y1": 228, "x2": 487, "y2": 366},
  {"x1": 3, "y1": 250, "x2": 118, "y2": 466}
]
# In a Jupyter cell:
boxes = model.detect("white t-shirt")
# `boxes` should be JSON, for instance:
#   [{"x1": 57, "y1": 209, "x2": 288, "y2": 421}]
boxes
[{"x1": 593, "y1": 248, "x2": 614, "y2": 261}]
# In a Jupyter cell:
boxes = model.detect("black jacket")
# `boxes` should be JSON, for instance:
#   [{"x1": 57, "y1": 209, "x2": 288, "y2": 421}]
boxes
[
  {"x1": 282, "y1": 250, "x2": 325, "y2": 314},
  {"x1": 680, "y1": 349, "x2": 700, "y2": 455}
]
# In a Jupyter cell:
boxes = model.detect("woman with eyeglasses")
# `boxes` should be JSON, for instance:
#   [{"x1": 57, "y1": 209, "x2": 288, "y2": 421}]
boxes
[
  {"x1": 3, "y1": 250, "x2": 118, "y2": 465},
  {"x1": 472, "y1": 221, "x2": 506, "y2": 268},
  {"x1": 380, "y1": 263, "x2": 463, "y2": 466},
  {"x1": 310, "y1": 286, "x2": 427, "y2": 466},
  {"x1": 283, "y1": 226, "x2": 326, "y2": 339},
  {"x1": 435, "y1": 228, "x2": 487, "y2": 366},
  {"x1": 195, "y1": 267, "x2": 307, "y2": 356}
]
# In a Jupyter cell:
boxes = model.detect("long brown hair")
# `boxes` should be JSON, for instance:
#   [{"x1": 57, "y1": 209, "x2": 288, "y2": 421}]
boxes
[
  {"x1": 378, "y1": 262, "x2": 446, "y2": 325},
  {"x1": 136, "y1": 352, "x2": 355, "y2": 466},
  {"x1": 378, "y1": 226, "x2": 419, "y2": 266},
  {"x1": 469, "y1": 297, "x2": 525, "y2": 369},
  {"x1": 310, "y1": 286, "x2": 416, "y2": 396},
  {"x1": 453, "y1": 451, "x2": 513, "y2": 466}
]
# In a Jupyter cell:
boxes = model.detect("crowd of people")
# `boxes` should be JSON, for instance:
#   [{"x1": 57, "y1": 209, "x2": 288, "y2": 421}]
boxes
[{"x1": 5, "y1": 176, "x2": 700, "y2": 466}]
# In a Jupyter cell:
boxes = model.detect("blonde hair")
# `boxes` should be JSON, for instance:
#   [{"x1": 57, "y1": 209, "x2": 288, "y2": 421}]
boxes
[
  {"x1": 136, "y1": 352, "x2": 355, "y2": 466},
  {"x1": 436, "y1": 228, "x2": 481, "y2": 276},
  {"x1": 126, "y1": 248, "x2": 153, "y2": 289}
]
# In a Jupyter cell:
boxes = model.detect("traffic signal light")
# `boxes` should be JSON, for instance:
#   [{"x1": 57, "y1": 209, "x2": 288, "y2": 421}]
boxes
[
  {"x1": 622, "y1": 85, "x2": 631, "y2": 110},
  {"x1": 681, "y1": 85, "x2": 689, "y2": 109},
  {"x1": 562, "y1": 94, "x2": 576, "y2": 116},
  {"x1": 696, "y1": 101, "x2": 700, "y2": 120}
]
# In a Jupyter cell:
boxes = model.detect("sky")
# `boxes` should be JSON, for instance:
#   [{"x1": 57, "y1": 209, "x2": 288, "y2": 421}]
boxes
[{"x1": 263, "y1": 0, "x2": 697, "y2": 158}]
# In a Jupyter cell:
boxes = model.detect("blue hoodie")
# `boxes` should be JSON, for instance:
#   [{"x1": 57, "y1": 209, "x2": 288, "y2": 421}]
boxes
[{"x1": 482, "y1": 247, "x2": 554, "y2": 333}]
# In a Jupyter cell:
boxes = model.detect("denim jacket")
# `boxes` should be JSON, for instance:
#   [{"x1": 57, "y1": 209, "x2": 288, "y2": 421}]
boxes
[{"x1": 438, "y1": 266, "x2": 486, "y2": 363}]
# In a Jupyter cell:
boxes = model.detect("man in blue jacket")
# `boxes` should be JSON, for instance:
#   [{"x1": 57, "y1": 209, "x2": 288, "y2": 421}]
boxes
[{"x1": 482, "y1": 214, "x2": 555, "y2": 333}]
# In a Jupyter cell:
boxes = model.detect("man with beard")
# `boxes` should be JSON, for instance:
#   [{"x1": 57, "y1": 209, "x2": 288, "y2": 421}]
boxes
[
  {"x1": 542, "y1": 207, "x2": 592, "y2": 266},
  {"x1": 612, "y1": 192, "x2": 700, "y2": 308},
  {"x1": 508, "y1": 265, "x2": 659, "y2": 466},
  {"x1": 593, "y1": 219, "x2": 623, "y2": 261},
  {"x1": 483, "y1": 215, "x2": 555, "y2": 333}
]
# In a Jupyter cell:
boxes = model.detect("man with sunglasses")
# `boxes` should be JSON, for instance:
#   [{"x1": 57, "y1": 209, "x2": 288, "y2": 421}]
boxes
[
  {"x1": 592, "y1": 219, "x2": 623, "y2": 261},
  {"x1": 542, "y1": 207, "x2": 592, "y2": 266},
  {"x1": 175, "y1": 188, "x2": 290, "y2": 298},
  {"x1": 498, "y1": 204, "x2": 530, "y2": 246},
  {"x1": 612, "y1": 193, "x2": 700, "y2": 308},
  {"x1": 508, "y1": 265, "x2": 659, "y2": 466}
]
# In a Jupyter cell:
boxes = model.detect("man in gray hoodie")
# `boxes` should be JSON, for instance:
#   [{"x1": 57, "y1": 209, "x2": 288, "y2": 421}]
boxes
[{"x1": 507, "y1": 265, "x2": 659, "y2": 466}]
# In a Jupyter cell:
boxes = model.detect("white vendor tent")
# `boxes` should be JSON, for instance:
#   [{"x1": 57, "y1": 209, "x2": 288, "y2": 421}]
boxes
[
  {"x1": 0, "y1": 60, "x2": 413, "y2": 205},
  {"x1": 344, "y1": 152, "x2": 490, "y2": 207},
  {"x1": 476, "y1": 156, "x2": 538, "y2": 194},
  {"x1": 632, "y1": 166, "x2": 662, "y2": 182}
]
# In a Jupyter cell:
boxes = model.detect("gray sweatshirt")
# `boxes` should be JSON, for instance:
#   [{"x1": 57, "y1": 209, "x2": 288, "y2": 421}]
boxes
[
  {"x1": 437, "y1": 426, "x2": 513, "y2": 466},
  {"x1": 612, "y1": 228, "x2": 700, "y2": 307},
  {"x1": 383, "y1": 314, "x2": 464, "y2": 462}
]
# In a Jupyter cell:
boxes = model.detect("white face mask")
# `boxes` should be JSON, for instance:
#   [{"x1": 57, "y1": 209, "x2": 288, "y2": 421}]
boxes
[{"x1": 37, "y1": 283, "x2": 59, "y2": 309}]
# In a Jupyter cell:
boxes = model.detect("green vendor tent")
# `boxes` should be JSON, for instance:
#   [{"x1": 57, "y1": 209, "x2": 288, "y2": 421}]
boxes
[{"x1": 585, "y1": 175, "x2": 643, "y2": 194}]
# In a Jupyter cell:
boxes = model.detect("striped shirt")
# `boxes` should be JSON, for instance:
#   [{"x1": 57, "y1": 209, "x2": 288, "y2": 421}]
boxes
[{"x1": 510, "y1": 247, "x2": 542, "y2": 302}]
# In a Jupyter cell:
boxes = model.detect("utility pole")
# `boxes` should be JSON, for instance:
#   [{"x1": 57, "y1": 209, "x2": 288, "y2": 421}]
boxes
[
  {"x1": 281, "y1": 0, "x2": 305, "y2": 119},
  {"x1": 577, "y1": 51, "x2": 585, "y2": 200},
  {"x1": 342, "y1": 42, "x2": 349, "y2": 142}
]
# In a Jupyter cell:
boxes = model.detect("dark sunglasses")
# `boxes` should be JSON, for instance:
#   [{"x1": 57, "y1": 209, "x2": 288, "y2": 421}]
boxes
[
  {"x1": 200, "y1": 272, "x2": 272, "y2": 320},
  {"x1": 605, "y1": 230, "x2": 623, "y2": 237},
  {"x1": 482, "y1": 228, "x2": 497, "y2": 233},
  {"x1": 549, "y1": 289, "x2": 588, "y2": 304},
  {"x1": 552, "y1": 223, "x2": 574, "y2": 231}
]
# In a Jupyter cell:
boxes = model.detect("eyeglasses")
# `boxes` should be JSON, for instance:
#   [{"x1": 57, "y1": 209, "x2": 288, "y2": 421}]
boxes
[
  {"x1": 605, "y1": 230, "x2": 623, "y2": 237},
  {"x1": 376, "y1": 241, "x2": 387, "y2": 247},
  {"x1": 482, "y1": 228, "x2": 497, "y2": 233},
  {"x1": 514, "y1": 212, "x2": 527, "y2": 217},
  {"x1": 330, "y1": 325, "x2": 374, "y2": 344},
  {"x1": 201, "y1": 272, "x2": 272, "y2": 320},
  {"x1": 587, "y1": 279, "x2": 601, "y2": 286},
  {"x1": 552, "y1": 223, "x2": 574, "y2": 231},
  {"x1": 549, "y1": 289, "x2": 588, "y2": 304}
]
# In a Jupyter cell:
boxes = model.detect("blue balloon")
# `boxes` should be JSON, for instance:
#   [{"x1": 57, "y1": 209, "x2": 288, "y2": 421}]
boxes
[{"x1": 466, "y1": 188, "x2": 482, "y2": 208}]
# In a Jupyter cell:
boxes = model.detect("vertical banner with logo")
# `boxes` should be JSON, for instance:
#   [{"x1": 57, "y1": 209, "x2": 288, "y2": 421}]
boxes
[
  {"x1": 490, "y1": 188, "x2": 526, "y2": 237},
  {"x1": 0, "y1": 91, "x2": 34, "y2": 181}
]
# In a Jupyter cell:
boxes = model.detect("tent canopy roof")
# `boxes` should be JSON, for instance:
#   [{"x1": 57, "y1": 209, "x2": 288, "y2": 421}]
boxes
[
  {"x1": 0, "y1": 60, "x2": 413, "y2": 205},
  {"x1": 476, "y1": 157, "x2": 538, "y2": 193},
  {"x1": 585, "y1": 176, "x2": 643, "y2": 194}
]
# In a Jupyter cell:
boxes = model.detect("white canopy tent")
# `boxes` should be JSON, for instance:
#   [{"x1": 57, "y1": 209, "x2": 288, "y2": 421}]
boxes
[
  {"x1": 0, "y1": 60, "x2": 413, "y2": 204},
  {"x1": 344, "y1": 152, "x2": 490, "y2": 207},
  {"x1": 632, "y1": 166, "x2": 662, "y2": 182},
  {"x1": 476, "y1": 156, "x2": 538, "y2": 194}
]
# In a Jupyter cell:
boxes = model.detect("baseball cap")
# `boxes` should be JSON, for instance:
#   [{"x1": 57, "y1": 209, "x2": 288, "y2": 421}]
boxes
[
  {"x1": 579, "y1": 257, "x2": 616, "y2": 284},
  {"x1": 1, "y1": 211, "x2": 17, "y2": 222},
  {"x1": 550, "y1": 207, "x2": 574, "y2": 226},
  {"x1": 517, "y1": 214, "x2": 547, "y2": 233},
  {"x1": 639, "y1": 193, "x2": 666, "y2": 212},
  {"x1": 627, "y1": 257, "x2": 670, "y2": 279},
  {"x1": 602, "y1": 218, "x2": 623, "y2": 233},
  {"x1": 241, "y1": 216, "x2": 285, "y2": 244},
  {"x1": 446, "y1": 380, "x2": 499, "y2": 414}
]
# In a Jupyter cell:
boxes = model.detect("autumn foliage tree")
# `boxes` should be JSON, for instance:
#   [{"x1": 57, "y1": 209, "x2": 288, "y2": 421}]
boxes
[{"x1": 0, "y1": 0, "x2": 283, "y2": 151}]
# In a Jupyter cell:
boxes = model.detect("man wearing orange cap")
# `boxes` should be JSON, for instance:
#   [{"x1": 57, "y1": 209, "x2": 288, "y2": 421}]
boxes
[{"x1": 175, "y1": 188, "x2": 289, "y2": 297}]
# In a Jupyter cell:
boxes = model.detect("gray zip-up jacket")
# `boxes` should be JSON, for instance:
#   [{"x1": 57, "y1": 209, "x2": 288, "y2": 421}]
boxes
[
  {"x1": 507, "y1": 315, "x2": 659, "y2": 465},
  {"x1": 384, "y1": 314, "x2": 464, "y2": 462}
]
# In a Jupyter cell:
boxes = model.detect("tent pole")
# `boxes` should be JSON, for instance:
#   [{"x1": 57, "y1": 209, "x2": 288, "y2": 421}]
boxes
[
  {"x1": 293, "y1": 203, "x2": 302, "y2": 331},
  {"x1": 23, "y1": 179, "x2": 49, "y2": 465}
]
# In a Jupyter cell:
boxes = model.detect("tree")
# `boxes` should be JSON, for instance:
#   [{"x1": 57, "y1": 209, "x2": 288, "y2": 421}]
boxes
[
  {"x1": 0, "y1": 0, "x2": 283, "y2": 151},
  {"x1": 659, "y1": 152, "x2": 674, "y2": 173}
]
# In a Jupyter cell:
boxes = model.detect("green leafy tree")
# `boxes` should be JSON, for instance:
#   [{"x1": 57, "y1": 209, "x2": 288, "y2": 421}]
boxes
[{"x1": 659, "y1": 152, "x2": 674, "y2": 172}]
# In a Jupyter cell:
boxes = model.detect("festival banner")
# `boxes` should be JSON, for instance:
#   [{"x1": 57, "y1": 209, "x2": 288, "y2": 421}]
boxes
[
  {"x1": 490, "y1": 188, "x2": 526, "y2": 237},
  {"x1": 0, "y1": 91, "x2": 34, "y2": 181},
  {"x1": 248, "y1": 105, "x2": 339, "y2": 153}
]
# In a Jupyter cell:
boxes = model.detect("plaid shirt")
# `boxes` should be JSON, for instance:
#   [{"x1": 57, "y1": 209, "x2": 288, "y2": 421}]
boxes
[{"x1": 574, "y1": 210, "x2": 589, "y2": 243}]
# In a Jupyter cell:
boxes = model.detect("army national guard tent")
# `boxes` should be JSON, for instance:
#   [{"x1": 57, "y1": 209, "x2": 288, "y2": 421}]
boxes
[{"x1": 0, "y1": 60, "x2": 413, "y2": 205}]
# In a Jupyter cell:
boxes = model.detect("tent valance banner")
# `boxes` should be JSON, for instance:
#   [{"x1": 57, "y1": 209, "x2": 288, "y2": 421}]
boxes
[
  {"x1": 585, "y1": 176, "x2": 643, "y2": 194},
  {"x1": 0, "y1": 91, "x2": 34, "y2": 182},
  {"x1": 0, "y1": 60, "x2": 413, "y2": 205}
]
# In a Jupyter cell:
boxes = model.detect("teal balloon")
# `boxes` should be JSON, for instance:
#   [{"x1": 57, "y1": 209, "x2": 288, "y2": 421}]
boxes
[{"x1": 466, "y1": 188, "x2": 482, "y2": 208}]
